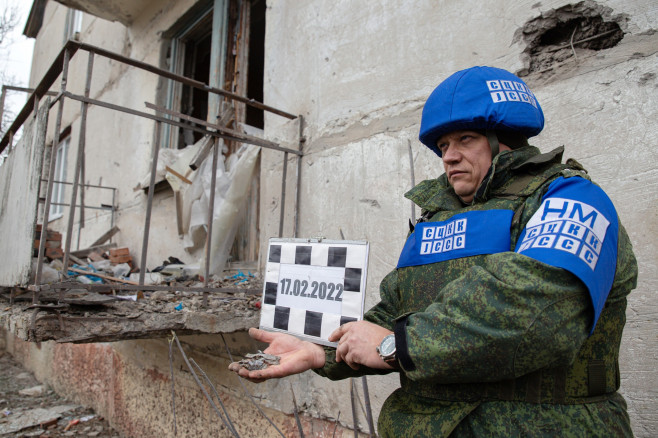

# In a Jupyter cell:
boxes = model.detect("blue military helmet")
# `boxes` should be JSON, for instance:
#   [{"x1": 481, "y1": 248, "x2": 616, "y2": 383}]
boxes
[{"x1": 419, "y1": 66, "x2": 545, "y2": 156}]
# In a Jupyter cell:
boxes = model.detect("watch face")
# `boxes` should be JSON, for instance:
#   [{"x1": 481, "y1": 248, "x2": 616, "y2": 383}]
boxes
[{"x1": 380, "y1": 335, "x2": 396, "y2": 356}]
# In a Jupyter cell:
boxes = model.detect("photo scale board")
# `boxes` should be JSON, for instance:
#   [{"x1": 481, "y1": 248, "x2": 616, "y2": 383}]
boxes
[{"x1": 259, "y1": 238, "x2": 369, "y2": 347}]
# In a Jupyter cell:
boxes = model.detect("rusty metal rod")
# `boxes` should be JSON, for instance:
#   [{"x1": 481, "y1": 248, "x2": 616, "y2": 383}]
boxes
[
  {"x1": 34, "y1": 47, "x2": 71, "y2": 301},
  {"x1": 0, "y1": 39, "x2": 296, "y2": 154},
  {"x1": 289, "y1": 383, "x2": 306, "y2": 438},
  {"x1": 145, "y1": 101, "x2": 284, "y2": 152},
  {"x1": 361, "y1": 376, "x2": 375, "y2": 437},
  {"x1": 0, "y1": 43, "x2": 81, "y2": 153},
  {"x1": 350, "y1": 378, "x2": 359, "y2": 438},
  {"x1": 39, "y1": 179, "x2": 116, "y2": 190},
  {"x1": 190, "y1": 357, "x2": 240, "y2": 437},
  {"x1": 278, "y1": 152, "x2": 288, "y2": 238},
  {"x1": 219, "y1": 334, "x2": 286, "y2": 438},
  {"x1": 203, "y1": 138, "x2": 220, "y2": 306},
  {"x1": 0, "y1": 86, "x2": 6, "y2": 133},
  {"x1": 294, "y1": 116, "x2": 304, "y2": 238},
  {"x1": 61, "y1": 92, "x2": 301, "y2": 155},
  {"x1": 30, "y1": 282, "x2": 261, "y2": 295},
  {"x1": 139, "y1": 121, "x2": 162, "y2": 286},
  {"x1": 62, "y1": 52, "x2": 94, "y2": 286},
  {"x1": 37, "y1": 200, "x2": 113, "y2": 211},
  {"x1": 71, "y1": 40, "x2": 296, "y2": 119},
  {"x1": 168, "y1": 338, "x2": 177, "y2": 436},
  {"x1": 549, "y1": 28, "x2": 619, "y2": 52},
  {"x1": 171, "y1": 332, "x2": 238, "y2": 437},
  {"x1": 408, "y1": 139, "x2": 416, "y2": 223}
]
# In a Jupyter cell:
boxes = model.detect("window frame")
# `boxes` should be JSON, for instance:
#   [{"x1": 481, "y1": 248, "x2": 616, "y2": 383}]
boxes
[{"x1": 48, "y1": 135, "x2": 70, "y2": 222}]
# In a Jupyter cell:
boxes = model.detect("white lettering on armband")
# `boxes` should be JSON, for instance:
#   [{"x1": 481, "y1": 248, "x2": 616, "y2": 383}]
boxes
[
  {"x1": 419, "y1": 218, "x2": 467, "y2": 255},
  {"x1": 517, "y1": 197, "x2": 610, "y2": 270}
]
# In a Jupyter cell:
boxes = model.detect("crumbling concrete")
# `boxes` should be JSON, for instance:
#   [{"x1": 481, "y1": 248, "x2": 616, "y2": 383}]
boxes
[
  {"x1": 515, "y1": 1, "x2": 627, "y2": 77},
  {"x1": 0, "y1": 284, "x2": 261, "y2": 343}
]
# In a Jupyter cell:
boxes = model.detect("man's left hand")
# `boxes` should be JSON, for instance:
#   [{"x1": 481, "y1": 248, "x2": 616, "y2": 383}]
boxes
[{"x1": 329, "y1": 321, "x2": 394, "y2": 370}]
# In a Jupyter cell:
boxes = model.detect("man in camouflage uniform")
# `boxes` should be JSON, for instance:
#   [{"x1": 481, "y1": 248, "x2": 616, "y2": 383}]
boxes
[{"x1": 230, "y1": 66, "x2": 637, "y2": 437}]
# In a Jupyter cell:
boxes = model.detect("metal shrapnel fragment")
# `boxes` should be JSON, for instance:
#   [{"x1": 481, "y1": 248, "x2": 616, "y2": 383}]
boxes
[{"x1": 237, "y1": 350, "x2": 280, "y2": 371}]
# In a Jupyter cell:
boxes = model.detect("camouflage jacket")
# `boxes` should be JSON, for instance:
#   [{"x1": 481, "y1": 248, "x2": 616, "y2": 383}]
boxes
[{"x1": 315, "y1": 146, "x2": 638, "y2": 437}]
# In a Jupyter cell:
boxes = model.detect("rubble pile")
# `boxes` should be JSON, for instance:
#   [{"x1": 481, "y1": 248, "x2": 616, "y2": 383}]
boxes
[
  {"x1": 34, "y1": 224, "x2": 63, "y2": 261},
  {"x1": 0, "y1": 351, "x2": 119, "y2": 437},
  {"x1": 7, "y1": 228, "x2": 264, "y2": 342}
]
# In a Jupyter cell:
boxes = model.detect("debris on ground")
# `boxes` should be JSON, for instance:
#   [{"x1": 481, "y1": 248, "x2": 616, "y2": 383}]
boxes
[
  {"x1": 0, "y1": 351, "x2": 119, "y2": 437},
  {"x1": 33, "y1": 224, "x2": 63, "y2": 261},
  {"x1": 237, "y1": 351, "x2": 281, "y2": 371}
]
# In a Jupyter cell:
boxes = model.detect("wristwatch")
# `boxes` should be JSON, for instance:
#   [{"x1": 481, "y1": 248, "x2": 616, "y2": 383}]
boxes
[{"x1": 377, "y1": 334, "x2": 397, "y2": 366}]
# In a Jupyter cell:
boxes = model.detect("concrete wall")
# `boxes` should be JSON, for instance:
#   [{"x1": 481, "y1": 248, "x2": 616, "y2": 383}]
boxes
[
  {"x1": 261, "y1": 0, "x2": 657, "y2": 436},
  {"x1": 0, "y1": 104, "x2": 48, "y2": 286},
  {"x1": 2, "y1": 333, "x2": 364, "y2": 437},
  {"x1": 6, "y1": 0, "x2": 656, "y2": 436}
]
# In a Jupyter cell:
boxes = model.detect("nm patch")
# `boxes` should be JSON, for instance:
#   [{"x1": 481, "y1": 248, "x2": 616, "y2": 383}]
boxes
[
  {"x1": 515, "y1": 176, "x2": 619, "y2": 332},
  {"x1": 397, "y1": 210, "x2": 514, "y2": 268}
]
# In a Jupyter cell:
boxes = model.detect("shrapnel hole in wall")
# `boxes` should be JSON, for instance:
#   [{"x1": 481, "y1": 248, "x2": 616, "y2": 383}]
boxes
[{"x1": 515, "y1": 1, "x2": 627, "y2": 77}]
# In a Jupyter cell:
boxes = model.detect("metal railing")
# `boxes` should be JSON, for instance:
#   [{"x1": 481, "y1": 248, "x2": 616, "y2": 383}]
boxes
[{"x1": 0, "y1": 39, "x2": 304, "y2": 304}]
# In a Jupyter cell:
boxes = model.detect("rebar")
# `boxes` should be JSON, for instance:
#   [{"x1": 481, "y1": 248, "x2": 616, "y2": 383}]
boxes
[
  {"x1": 350, "y1": 378, "x2": 359, "y2": 438},
  {"x1": 407, "y1": 139, "x2": 416, "y2": 223},
  {"x1": 219, "y1": 334, "x2": 286, "y2": 438},
  {"x1": 289, "y1": 382, "x2": 306, "y2": 438},
  {"x1": 168, "y1": 337, "x2": 177, "y2": 436},
  {"x1": 294, "y1": 116, "x2": 304, "y2": 238},
  {"x1": 138, "y1": 120, "x2": 161, "y2": 285},
  {"x1": 62, "y1": 51, "x2": 94, "y2": 284},
  {"x1": 190, "y1": 357, "x2": 239, "y2": 437},
  {"x1": 171, "y1": 331, "x2": 238, "y2": 437},
  {"x1": 361, "y1": 376, "x2": 375, "y2": 437},
  {"x1": 332, "y1": 411, "x2": 341, "y2": 438},
  {"x1": 279, "y1": 151, "x2": 288, "y2": 238}
]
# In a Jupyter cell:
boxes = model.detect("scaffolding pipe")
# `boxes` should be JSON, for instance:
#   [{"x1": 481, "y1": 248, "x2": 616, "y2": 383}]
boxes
[
  {"x1": 203, "y1": 137, "x2": 220, "y2": 307},
  {"x1": 139, "y1": 121, "x2": 162, "y2": 286},
  {"x1": 72, "y1": 40, "x2": 296, "y2": 120},
  {"x1": 0, "y1": 87, "x2": 6, "y2": 135},
  {"x1": 59, "y1": 92, "x2": 300, "y2": 155},
  {"x1": 9, "y1": 40, "x2": 302, "y2": 303},
  {"x1": 34, "y1": 47, "x2": 71, "y2": 302},
  {"x1": 62, "y1": 51, "x2": 94, "y2": 285},
  {"x1": 40, "y1": 179, "x2": 116, "y2": 191},
  {"x1": 279, "y1": 152, "x2": 288, "y2": 238},
  {"x1": 294, "y1": 116, "x2": 304, "y2": 238}
]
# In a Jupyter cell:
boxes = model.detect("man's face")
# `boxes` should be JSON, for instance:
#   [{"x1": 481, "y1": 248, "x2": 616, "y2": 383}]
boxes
[{"x1": 437, "y1": 130, "x2": 503, "y2": 203}]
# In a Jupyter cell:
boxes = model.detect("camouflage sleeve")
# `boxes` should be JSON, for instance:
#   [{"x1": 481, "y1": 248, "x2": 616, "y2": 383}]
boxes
[
  {"x1": 313, "y1": 271, "x2": 401, "y2": 381},
  {"x1": 397, "y1": 252, "x2": 592, "y2": 383}
]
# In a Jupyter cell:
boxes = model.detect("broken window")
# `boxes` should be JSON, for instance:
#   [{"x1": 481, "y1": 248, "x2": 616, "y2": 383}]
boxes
[
  {"x1": 160, "y1": 0, "x2": 265, "y2": 265},
  {"x1": 515, "y1": 1, "x2": 626, "y2": 77},
  {"x1": 163, "y1": 1, "x2": 219, "y2": 149}
]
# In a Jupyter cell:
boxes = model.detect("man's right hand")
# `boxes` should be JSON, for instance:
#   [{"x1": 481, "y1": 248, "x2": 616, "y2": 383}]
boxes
[{"x1": 228, "y1": 328, "x2": 326, "y2": 383}]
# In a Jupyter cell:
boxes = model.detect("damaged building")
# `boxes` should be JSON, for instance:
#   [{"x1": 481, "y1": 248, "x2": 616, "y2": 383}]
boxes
[{"x1": 0, "y1": 0, "x2": 656, "y2": 436}]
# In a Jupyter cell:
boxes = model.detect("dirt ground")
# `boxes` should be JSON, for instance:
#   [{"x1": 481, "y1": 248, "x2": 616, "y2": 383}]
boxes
[{"x1": 0, "y1": 351, "x2": 120, "y2": 437}]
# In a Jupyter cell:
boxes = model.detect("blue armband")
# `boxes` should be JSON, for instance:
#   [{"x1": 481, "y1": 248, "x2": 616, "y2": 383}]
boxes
[
  {"x1": 397, "y1": 210, "x2": 513, "y2": 268},
  {"x1": 515, "y1": 177, "x2": 619, "y2": 333}
]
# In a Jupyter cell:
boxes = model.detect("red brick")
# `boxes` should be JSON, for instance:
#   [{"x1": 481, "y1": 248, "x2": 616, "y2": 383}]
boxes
[
  {"x1": 109, "y1": 248, "x2": 130, "y2": 257},
  {"x1": 46, "y1": 247, "x2": 64, "y2": 259}
]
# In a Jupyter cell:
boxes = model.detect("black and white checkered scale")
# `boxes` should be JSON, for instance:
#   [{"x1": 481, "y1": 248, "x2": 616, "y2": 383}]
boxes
[{"x1": 259, "y1": 239, "x2": 368, "y2": 346}]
